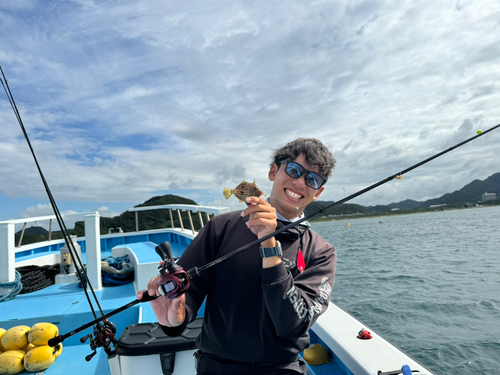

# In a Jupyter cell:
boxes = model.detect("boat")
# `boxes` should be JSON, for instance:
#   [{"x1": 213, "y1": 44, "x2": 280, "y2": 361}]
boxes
[{"x1": 0, "y1": 203, "x2": 434, "y2": 375}]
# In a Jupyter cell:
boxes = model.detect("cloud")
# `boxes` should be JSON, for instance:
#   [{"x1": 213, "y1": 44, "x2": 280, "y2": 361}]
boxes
[
  {"x1": 18, "y1": 204, "x2": 79, "y2": 231},
  {"x1": 1, "y1": 0, "x2": 500, "y2": 220},
  {"x1": 96, "y1": 206, "x2": 121, "y2": 218}
]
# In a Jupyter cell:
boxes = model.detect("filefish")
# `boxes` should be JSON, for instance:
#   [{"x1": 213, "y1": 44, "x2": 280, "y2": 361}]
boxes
[{"x1": 223, "y1": 180, "x2": 265, "y2": 203}]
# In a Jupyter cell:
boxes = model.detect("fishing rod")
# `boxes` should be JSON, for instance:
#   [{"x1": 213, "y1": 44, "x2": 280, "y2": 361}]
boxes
[
  {"x1": 48, "y1": 243, "x2": 174, "y2": 348},
  {"x1": 47, "y1": 293, "x2": 157, "y2": 358},
  {"x1": 0, "y1": 67, "x2": 101, "y2": 314},
  {"x1": 184, "y1": 122, "x2": 500, "y2": 280},
  {"x1": 4, "y1": 66, "x2": 499, "y2": 355},
  {"x1": 1, "y1": 66, "x2": 110, "y2": 357},
  {"x1": 50, "y1": 121, "x2": 500, "y2": 344}
]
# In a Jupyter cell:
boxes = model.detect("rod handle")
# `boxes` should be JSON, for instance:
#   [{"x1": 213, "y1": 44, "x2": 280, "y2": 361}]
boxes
[
  {"x1": 48, "y1": 336, "x2": 64, "y2": 347},
  {"x1": 138, "y1": 293, "x2": 158, "y2": 303}
]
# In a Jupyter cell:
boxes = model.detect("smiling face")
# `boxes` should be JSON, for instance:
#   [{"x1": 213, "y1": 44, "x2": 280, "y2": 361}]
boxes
[{"x1": 268, "y1": 153, "x2": 325, "y2": 220}]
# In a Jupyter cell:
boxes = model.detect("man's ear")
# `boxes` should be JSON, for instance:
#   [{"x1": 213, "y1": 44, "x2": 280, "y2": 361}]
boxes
[
  {"x1": 268, "y1": 163, "x2": 278, "y2": 181},
  {"x1": 313, "y1": 186, "x2": 325, "y2": 201}
]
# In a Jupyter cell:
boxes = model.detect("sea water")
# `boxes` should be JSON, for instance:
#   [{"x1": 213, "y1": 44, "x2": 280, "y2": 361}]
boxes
[{"x1": 312, "y1": 206, "x2": 500, "y2": 375}]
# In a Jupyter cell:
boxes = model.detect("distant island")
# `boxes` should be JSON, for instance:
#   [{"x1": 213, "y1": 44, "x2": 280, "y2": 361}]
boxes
[{"x1": 16, "y1": 172, "x2": 500, "y2": 245}]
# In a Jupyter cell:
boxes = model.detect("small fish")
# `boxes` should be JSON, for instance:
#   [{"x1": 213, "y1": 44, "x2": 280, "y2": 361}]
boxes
[{"x1": 223, "y1": 180, "x2": 265, "y2": 203}]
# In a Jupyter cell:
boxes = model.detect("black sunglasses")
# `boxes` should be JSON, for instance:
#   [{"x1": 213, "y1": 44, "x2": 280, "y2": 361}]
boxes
[{"x1": 278, "y1": 160, "x2": 327, "y2": 190}]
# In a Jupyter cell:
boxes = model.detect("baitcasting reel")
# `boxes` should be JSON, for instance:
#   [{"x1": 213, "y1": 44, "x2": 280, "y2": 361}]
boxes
[
  {"x1": 80, "y1": 320, "x2": 117, "y2": 360},
  {"x1": 155, "y1": 242, "x2": 191, "y2": 299}
]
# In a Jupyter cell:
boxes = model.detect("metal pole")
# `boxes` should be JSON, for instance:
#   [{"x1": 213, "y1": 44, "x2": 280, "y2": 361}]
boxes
[
  {"x1": 177, "y1": 210, "x2": 184, "y2": 230},
  {"x1": 188, "y1": 211, "x2": 195, "y2": 234},
  {"x1": 169, "y1": 209, "x2": 174, "y2": 229},
  {"x1": 17, "y1": 222, "x2": 27, "y2": 247},
  {"x1": 198, "y1": 211, "x2": 204, "y2": 228}
]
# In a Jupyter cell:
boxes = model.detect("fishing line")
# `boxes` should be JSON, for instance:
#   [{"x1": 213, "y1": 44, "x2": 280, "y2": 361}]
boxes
[
  {"x1": 343, "y1": 188, "x2": 351, "y2": 227},
  {"x1": 0, "y1": 66, "x2": 103, "y2": 319}
]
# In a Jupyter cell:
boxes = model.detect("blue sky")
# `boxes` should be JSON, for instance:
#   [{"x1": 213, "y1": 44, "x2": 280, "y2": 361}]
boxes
[{"x1": 1, "y1": 0, "x2": 500, "y2": 228}]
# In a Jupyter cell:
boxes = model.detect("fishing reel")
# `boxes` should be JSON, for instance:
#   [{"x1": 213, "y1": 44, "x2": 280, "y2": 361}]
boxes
[
  {"x1": 80, "y1": 320, "x2": 117, "y2": 360},
  {"x1": 155, "y1": 241, "x2": 191, "y2": 299}
]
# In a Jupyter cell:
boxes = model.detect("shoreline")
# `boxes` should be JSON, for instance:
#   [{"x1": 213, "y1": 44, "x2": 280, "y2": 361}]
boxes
[{"x1": 309, "y1": 202, "x2": 500, "y2": 223}]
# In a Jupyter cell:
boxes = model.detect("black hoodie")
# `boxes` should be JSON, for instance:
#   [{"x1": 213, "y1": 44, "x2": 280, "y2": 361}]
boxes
[{"x1": 161, "y1": 210, "x2": 336, "y2": 366}]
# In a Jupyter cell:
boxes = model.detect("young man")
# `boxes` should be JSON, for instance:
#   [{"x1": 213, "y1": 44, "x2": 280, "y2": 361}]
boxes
[{"x1": 138, "y1": 138, "x2": 336, "y2": 374}]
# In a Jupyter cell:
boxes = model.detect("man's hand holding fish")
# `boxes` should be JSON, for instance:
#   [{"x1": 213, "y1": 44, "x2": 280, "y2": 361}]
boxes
[{"x1": 240, "y1": 196, "x2": 280, "y2": 268}]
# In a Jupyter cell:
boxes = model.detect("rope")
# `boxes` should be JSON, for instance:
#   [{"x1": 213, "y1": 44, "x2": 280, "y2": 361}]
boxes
[
  {"x1": 0, "y1": 270, "x2": 23, "y2": 302},
  {"x1": 79, "y1": 255, "x2": 134, "y2": 288},
  {"x1": 17, "y1": 264, "x2": 60, "y2": 294}
]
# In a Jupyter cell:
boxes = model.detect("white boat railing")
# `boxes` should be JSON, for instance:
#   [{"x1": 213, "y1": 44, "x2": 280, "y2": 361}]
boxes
[
  {"x1": 0, "y1": 205, "x2": 230, "y2": 287},
  {"x1": 0, "y1": 212, "x2": 101, "y2": 289},
  {"x1": 0, "y1": 212, "x2": 98, "y2": 249},
  {"x1": 127, "y1": 204, "x2": 230, "y2": 234}
]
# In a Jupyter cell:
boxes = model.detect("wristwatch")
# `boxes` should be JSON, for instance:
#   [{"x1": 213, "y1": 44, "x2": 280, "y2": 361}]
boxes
[{"x1": 259, "y1": 240, "x2": 283, "y2": 258}]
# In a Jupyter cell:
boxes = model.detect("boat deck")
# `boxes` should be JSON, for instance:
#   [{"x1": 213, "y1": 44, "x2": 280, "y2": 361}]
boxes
[
  {"x1": 3, "y1": 237, "x2": 425, "y2": 375},
  {"x1": 0, "y1": 282, "x2": 140, "y2": 375}
]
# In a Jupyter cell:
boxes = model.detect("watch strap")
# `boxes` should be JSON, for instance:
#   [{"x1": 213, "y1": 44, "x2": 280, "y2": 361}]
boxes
[{"x1": 259, "y1": 240, "x2": 282, "y2": 258}]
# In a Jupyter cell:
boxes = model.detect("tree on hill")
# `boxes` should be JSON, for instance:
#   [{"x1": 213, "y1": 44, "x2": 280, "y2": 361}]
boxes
[
  {"x1": 73, "y1": 194, "x2": 202, "y2": 235},
  {"x1": 15, "y1": 226, "x2": 51, "y2": 246}
]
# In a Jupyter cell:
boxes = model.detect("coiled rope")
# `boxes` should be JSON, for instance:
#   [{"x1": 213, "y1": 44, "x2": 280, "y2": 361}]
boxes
[
  {"x1": 17, "y1": 264, "x2": 60, "y2": 294},
  {"x1": 0, "y1": 270, "x2": 23, "y2": 302}
]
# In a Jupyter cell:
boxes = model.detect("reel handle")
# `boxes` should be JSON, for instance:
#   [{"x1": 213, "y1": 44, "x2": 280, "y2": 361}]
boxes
[{"x1": 156, "y1": 241, "x2": 174, "y2": 261}]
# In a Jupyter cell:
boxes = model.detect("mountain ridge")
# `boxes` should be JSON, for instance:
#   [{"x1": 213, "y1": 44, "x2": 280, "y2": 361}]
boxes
[
  {"x1": 16, "y1": 172, "x2": 500, "y2": 245},
  {"x1": 304, "y1": 172, "x2": 500, "y2": 217}
]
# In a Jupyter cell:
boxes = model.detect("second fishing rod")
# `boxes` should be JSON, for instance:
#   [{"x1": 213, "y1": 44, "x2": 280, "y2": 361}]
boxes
[
  {"x1": 48, "y1": 122, "x2": 500, "y2": 347},
  {"x1": 187, "y1": 122, "x2": 500, "y2": 280}
]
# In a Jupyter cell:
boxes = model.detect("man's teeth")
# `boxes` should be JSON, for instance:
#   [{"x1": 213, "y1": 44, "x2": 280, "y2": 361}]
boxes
[{"x1": 285, "y1": 189, "x2": 302, "y2": 199}]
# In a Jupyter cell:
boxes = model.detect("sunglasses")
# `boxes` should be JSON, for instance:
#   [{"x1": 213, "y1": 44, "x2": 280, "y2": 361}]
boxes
[{"x1": 278, "y1": 160, "x2": 327, "y2": 190}]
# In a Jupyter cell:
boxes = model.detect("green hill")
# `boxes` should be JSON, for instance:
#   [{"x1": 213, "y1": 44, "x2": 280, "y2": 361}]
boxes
[
  {"x1": 73, "y1": 194, "x2": 201, "y2": 235},
  {"x1": 16, "y1": 172, "x2": 500, "y2": 246},
  {"x1": 419, "y1": 172, "x2": 500, "y2": 207},
  {"x1": 15, "y1": 226, "x2": 50, "y2": 245},
  {"x1": 361, "y1": 172, "x2": 500, "y2": 212}
]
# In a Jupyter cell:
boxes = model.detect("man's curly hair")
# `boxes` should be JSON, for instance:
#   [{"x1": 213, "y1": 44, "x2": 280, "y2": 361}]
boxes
[{"x1": 271, "y1": 138, "x2": 336, "y2": 180}]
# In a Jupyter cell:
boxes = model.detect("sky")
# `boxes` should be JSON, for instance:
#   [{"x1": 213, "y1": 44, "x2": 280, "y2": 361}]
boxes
[{"x1": 1, "y1": 0, "x2": 500, "y2": 230}]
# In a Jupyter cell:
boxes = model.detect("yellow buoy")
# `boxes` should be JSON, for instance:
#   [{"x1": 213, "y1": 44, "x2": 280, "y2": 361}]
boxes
[
  {"x1": 54, "y1": 343, "x2": 63, "y2": 359},
  {"x1": 347, "y1": 223, "x2": 351, "y2": 227},
  {"x1": 303, "y1": 343, "x2": 332, "y2": 365},
  {"x1": 28, "y1": 323, "x2": 59, "y2": 346},
  {"x1": 0, "y1": 328, "x2": 6, "y2": 353},
  {"x1": 1, "y1": 326, "x2": 31, "y2": 351},
  {"x1": 23, "y1": 345, "x2": 56, "y2": 372},
  {"x1": 0, "y1": 350, "x2": 25, "y2": 375}
]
